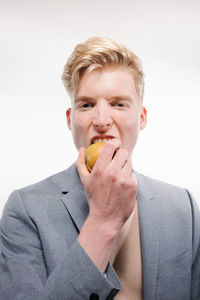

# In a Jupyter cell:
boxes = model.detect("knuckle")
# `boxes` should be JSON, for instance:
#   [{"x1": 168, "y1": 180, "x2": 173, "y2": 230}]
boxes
[
  {"x1": 107, "y1": 169, "x2": 117, "y2": 182},
  {"x1": 119, "y1": 178, "x2": 128, "y2": 187},
  {"x1": 117, "y1": 147, "x2": 128, "y2": 160},
  {"x1": 92, "y1": 167, "x2": 102, "y2": 178},
  {"x1": 122, "y1": 148, "x2": 129, "y2": 157},
  {"x1": 105, "y1": 142, "x2": 116, "y2": 153},
  {"x1": 129, "y1": 179, "x2": 136, "y2": 190},
  {"x1": 126, "y1": 160, "x2": 132, "y2": 168},
  {"x1": 120, "y1": 176, "x2": 134, "y2": 187}
]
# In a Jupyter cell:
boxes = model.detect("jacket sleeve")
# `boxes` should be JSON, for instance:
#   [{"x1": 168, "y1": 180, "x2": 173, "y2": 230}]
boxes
[
  {"x1": 187, "y1": 190, "x2": 200, "y2": 300},
  {"x1": 0, "y1": 190, "x2": 121, "y2": 300}
]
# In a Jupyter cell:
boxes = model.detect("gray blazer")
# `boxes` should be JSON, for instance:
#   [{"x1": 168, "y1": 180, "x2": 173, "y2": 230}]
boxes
[{"x1": 0, "y1": 163, "x2": 200, "y2": 299}]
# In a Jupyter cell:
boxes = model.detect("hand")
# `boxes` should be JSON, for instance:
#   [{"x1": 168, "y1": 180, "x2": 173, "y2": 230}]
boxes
[{"x1": 76, "y1": 138, "x2": 137, "y2": 233}]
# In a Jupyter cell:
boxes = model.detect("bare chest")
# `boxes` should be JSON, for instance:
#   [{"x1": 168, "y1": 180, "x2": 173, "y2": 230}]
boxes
[{"x1": 111, "y1": 204, "x2": 143, "y2": 300}]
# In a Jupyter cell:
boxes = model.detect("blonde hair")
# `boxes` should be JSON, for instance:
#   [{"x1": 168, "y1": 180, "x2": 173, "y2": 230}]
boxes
[{"x1": 62, "y1": 37, "x2": 144, "y2": 103}]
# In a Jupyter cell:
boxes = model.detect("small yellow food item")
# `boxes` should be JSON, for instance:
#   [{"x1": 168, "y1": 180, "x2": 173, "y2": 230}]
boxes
[{"x1": 86, "y1": 142, "x2": 106, "y2": 172}]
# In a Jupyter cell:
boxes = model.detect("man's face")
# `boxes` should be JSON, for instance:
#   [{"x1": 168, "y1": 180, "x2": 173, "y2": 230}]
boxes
[{"x1": 66, "y1": 66, "x2": 147, "y2": 159}]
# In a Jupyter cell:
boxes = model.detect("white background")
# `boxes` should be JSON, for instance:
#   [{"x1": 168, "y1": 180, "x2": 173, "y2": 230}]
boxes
[{"x1": 0, "y1": 0, "x2": 200, "y2": 216}]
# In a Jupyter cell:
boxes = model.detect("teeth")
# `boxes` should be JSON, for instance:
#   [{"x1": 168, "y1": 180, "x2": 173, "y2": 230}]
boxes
[{"x1": 93, "y1": 138, "x2": 113, "y2": 143}]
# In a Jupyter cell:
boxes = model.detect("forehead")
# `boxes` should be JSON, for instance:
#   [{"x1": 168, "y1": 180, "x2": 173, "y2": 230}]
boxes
[{"x1": 75, "y1": 66, "x2": 138, "y2": 100}]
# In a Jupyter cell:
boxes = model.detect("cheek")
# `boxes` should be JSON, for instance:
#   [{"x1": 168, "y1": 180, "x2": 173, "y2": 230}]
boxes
[
  {"x1": 123, "y1": 114, "x2": 140, "y2": 133},
  {"x1": 71, "y1": 121, "x2": 84, "y2": 140},
  {"x1": 121, "y1": 115, "x2": 140, "y2": 150},
  {"x1": 70, "y1": 113, "x2": 89, "y2": 147},
  {"x1": 71, "y1": 112, "x2": 84, "y2": 131}
]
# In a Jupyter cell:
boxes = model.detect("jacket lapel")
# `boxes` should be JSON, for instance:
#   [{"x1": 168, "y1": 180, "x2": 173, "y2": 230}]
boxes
[
  {"x1": 61, "y1": 164, "x2": 89, "y2": 232},
  {"x1": 136, "y1": 172, "x2": 160, "y2": 300}
]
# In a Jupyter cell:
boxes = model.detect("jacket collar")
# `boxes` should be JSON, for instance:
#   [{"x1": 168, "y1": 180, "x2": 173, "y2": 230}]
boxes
[{"x1": 61, "y1": 164, "x2": 159, "y2": 300}]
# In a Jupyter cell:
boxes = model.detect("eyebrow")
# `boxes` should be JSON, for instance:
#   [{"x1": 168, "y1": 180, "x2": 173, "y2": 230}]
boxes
[
  {"x1": 75, "y1": 95, "x2": 133, "y2": 103},
  {"x1": 107, "y1": 95, "x2": 133, "y2": 102},
  {"x1": 74, "y1": 96, "x2": 96, "y2": 103}
]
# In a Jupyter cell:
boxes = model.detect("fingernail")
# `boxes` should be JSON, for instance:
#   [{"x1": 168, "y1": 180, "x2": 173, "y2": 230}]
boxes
[{"x1": 107, "y1": 138, "x2": 122, "y2": 147}]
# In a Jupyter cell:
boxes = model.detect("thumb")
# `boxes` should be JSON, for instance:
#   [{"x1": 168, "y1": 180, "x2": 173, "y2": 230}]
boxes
[
  {"x1": 131, "y1": 171, "x2": 137, "y2": 185},
  {"x1": 76, "y1": 147, "x2": 89, "y2": 185}
]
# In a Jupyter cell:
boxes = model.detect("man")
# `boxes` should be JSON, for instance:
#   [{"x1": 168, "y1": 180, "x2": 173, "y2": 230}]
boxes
[{"x1": 0, "y1": 37, "x2": 200, "y2": 300}]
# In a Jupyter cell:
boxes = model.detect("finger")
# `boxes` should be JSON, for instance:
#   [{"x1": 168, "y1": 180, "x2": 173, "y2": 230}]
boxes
[
  {"x1": 131, "y1": 171, "x2": 137, "y2": 184},
  {"x1": 110, "y1": 148, "x2": 129, "y2": 171},
  {"x1": 121, "y1": 160, "x2": 133, "y2": 176},
  {"x1": 107, "y1": 138, "x2": 122, "y2": 148},
  {"x1": 94, "y1": 138, "x2": 122, "y2": 168},
  {"x1": 76, "y1": 147, "x2": 89, "y2": 183}
]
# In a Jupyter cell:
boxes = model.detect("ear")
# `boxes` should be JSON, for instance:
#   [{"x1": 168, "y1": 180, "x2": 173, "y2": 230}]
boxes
[
  {"x1": 139, "y1": 106, "x2": 147, "y2": 130},
  {"x1": 66, "y1": 108, "x2": 71, "y2": 130}
]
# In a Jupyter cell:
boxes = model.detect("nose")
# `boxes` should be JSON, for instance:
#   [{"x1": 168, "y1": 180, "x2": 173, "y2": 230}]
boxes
[{"x1": 92, "y1": 100, "x2": 113, "y2": 132}]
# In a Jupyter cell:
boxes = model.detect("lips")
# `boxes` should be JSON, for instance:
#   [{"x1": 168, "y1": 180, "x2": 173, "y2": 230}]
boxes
[{"x1": 90, "y1": 135, "x2": 115, "y2": 144}]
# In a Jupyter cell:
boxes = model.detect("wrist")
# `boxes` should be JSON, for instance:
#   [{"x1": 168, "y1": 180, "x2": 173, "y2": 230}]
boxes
[
  {"x1": 82, "y1": 214, "x2": 118, "y2": 244},
  {"x1": 78, "y1": 214, "x2": 119, "y2": 272}
]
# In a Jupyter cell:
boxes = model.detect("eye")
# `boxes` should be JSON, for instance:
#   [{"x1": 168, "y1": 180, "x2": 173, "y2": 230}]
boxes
[
  {"x1": 82, "y1": 103, "x2": 90, "y2": 108},
  {"x1": 116, "y1": 103, "x2": 124, "y2": 107},
  {"x1": 79, "y1": 102, "x2": 95, "y2": 109},
  {"x1": 111, "y1": 101, "x2": 125, "y2": 107}
]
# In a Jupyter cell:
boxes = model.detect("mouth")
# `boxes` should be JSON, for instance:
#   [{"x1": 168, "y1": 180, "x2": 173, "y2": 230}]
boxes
[{"x1": 90, "y1": 136, "x2": 115, "y2": 145}]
